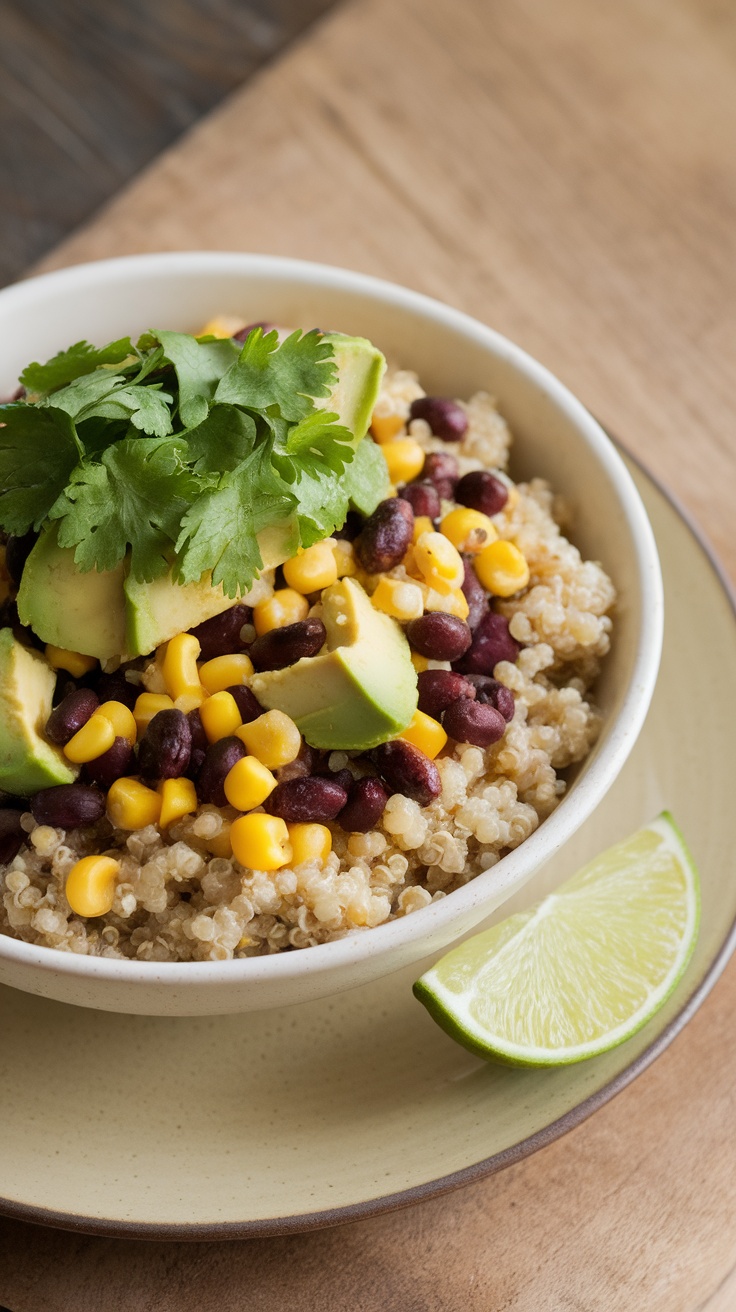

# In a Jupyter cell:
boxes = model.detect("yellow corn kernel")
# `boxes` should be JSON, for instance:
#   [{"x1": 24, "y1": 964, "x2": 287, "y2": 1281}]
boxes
[
  {"x1": 440, "y1": 507, "x2": 497, "y2": 555},
  {"x1": 64, "y1": 712, "x2": 115, "y2": 764},
  {"x1": 199, "y1": 690, "x2": 243, "y2": 743},
  {"x1": 207, "y1": 825, "x2": 233, "y2": 858},
  {"x1": 45, "y1": 645, "x2": 97, "y2": 678},
  {"x1": 371, "y1": 576, "x2": 424, "y2": 621},
  {"x1": 223, "y1": 755, "x2": 277, "y2": 812},
  {"x1": 65, "y1": 854, "x2": 119, "y2": 918},
  {"x1": 133, "y1": 693, "x2": 175, "y2": 736},
  {"x1": 424, "y1": 587, "x2": 470, "y2": 620},
  {"x1": 230, "y1": 813, "x2": 292, "y2": 871},
  {"x1": 413, "y1": 531, "x2": 464, "y2": 595},
  {"x1": 199, "y1": 653, "x2": 254, "y2": 694},
  {"x1": 158, "y1": 777, "x2": 198, "y2": 828},
  {"x1": 253, "y1": 588, "x2": 309, "y2": 637},
  {"x1": 411, "y1": 651, "x2": 430, "y2": 674},
  {"x1": 288, "y1": 823, "x2": 332, "y2": 865},
  {"x1": 371, "y1": 412, "x2": 404, "y2": 444},
  {"x1": 474, "y1": 540, "x2": 530, "y2": 597},
  {"x1": 382, "y1": 438, "x2": 425, "y2": 485},
  {"x1": 162, "y1": 633, "x2": 202, "y2": 701},
  {"x1": 412, "y1": 515, "x2": 435, "y2": 543},
  {"x1": 237, "y1": 709, "x2": 301, "y2": 769},
  {"x1": 198, "y1": 315, "x2": 244, "y2": 339},
  {"x1": 399, "y1": 709, "x2": 448, "y2": 760},
  {"x1": 107, "y1": 777, "x2": 162, "y2": 830},
  {"x1": 283, "y1": 540, "x2": 338, "y2": 595},
  {"x1": 98, "y1": 699, "x2": 137, "y2": 746},
  {"x1": 333, "y1": 539, "x2": 356, "y2": 578},
  {"x1": 174, "y1": 689, "x2": 209, "y2": 713}
]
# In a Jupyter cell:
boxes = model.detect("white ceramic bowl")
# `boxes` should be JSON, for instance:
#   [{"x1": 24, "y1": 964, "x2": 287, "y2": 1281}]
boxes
[{"x1": 0, "y1": 253, "x2": 663, "y2": 1014}]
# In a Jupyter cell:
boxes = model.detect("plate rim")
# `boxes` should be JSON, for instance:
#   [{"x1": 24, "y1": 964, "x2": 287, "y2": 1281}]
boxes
[{"x1": 0, "y1": 442, "x2": 733, "y2": 1242}]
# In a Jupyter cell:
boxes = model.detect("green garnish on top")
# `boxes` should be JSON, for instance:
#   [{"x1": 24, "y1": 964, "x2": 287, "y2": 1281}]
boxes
[{"x1": 0, "y1": 328, "x2": 374, "y2": 598}]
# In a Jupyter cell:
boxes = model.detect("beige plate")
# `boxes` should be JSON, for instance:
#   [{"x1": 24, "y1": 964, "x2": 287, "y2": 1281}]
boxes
[{"x1": 0, "y1": 455, "x2": 733, "y2": 1239}]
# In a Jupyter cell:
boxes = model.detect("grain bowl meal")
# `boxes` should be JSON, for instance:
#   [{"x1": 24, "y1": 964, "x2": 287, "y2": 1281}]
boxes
[{"x1": 0, "y1": 316, "x2": 615, "y2": 962}]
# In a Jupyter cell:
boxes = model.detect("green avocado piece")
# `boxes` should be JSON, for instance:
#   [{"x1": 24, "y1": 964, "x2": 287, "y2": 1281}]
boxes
[
  {"x1": 322, "y1": 333, "x2": 386, "y2": 446},
  {"x1": 250, "y1": 578, "x2": 418, "y2": 751},
  {"x1": 17, "y1": 526, "x2": 127, "y2": 661},
  {"x1": 343, "y1": 435, "x2": 391, "y2": 517},
  {"x1": 0, "y1": 628, "x2": 78, "y2": 795}
]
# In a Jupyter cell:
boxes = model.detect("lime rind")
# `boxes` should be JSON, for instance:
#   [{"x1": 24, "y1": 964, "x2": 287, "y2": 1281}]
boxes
[{"x1": 414, "y1": 813, "x2": 700, "y2": 1067}]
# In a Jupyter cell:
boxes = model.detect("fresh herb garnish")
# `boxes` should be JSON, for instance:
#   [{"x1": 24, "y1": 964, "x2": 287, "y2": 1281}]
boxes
[{"x1": 0, "y1": 327, "x2": 366, "y2": 597}]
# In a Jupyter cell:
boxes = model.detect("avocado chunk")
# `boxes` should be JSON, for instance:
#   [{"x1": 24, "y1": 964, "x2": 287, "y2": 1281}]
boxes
[
  {"x1": 250, "y1": 578, "x2": 417, "y2": 751},
  {"x1": 0, "y1": 628, "x2": 78, "y2": 795},
  {"x1": 17, "y1": 525, "x2": 127, "y2": 661},
  {"x1": 322, "y1": 333, "x2": 385, "y2": 446}
]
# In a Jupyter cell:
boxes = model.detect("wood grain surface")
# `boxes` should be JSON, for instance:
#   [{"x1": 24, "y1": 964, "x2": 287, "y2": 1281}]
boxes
[{"x1": 3, "y1": 0, "x2": 736, "y2": 1306}]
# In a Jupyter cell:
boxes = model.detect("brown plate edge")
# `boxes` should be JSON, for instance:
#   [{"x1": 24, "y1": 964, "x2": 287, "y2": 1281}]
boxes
[{"x1": 0, "y1": 439, "x2": 733, "y2": 1243}]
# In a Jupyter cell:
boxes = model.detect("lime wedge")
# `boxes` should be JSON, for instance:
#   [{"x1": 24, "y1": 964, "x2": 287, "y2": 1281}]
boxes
[{"x1": 414, "y1": 813, "x2": 700, "y2": 1066}]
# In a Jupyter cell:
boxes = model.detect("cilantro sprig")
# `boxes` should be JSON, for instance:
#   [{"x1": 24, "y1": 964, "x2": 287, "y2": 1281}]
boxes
[{"x1": 0, "y1": 327, "x2": 360, "y2": 598}]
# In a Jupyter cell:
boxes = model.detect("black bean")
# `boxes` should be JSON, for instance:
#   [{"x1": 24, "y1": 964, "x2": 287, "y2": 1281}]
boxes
[
  {"x1": 226, "y1": 684, "x2": 263, "y2": 723},
  {"x1": 355, "y1": 498, "x2": 414, "y2": 573},
  {"x1": 137, "y1": 709, "x2": 192, "y2": 781},
  {"x1": 5, "y1": 531, "x2": 37, "y2": 587},
  {"x1": 338, "y1": 777, "x2": 389, "y2": 832},
  {"x1": 442, "y1": 699, "x2": 507, "y2": 747},
  {"x1": 45, "y1": 688, "x2": 100, "y2": 746},
  {"x1": 94, "y1": 670, "x2": 139, "y2": 710},
  {"x1": 250, "y1": 618, "x2": 326, "y2": 672},
  {"x1": 455, "y1": 470, "x2": 509, "y2": 516},
  {"x1": 422, "y1": 451, "x2": 459, "y2": 500},
  {"x1": 0, "y1": 810, "x2": 25, "y2": 864},
  {"x1": 186, "y1": 748, "x2": 207, "y2": 782},
  {"x1": 276, "y1": 742, "x2": 317, "y2": 783},
  {"x1": 82, "y1": 737, "x2": 135, "y2": 789},
  {"x1": 455, "y1": 612, "x2": 520, "y2": 675},
  {"x1": 370, "y1": 739, "x2": 441, "y2": 807},
  {"x1": 461, "y1": 557, "x2": 489, "y2": 631},
  {"x1": 398, "y1": 481, "x2": 441, "y2": 520},
  {"x1": 334, "y1": 510, "x2": 363, "y2": 541},
  {"x1": 417, "y1": 670, "x2": 476, "y2": 720},
  {"x1": 187, "y1": 708, "x2": 209, "y2": 753},
  {"x1": 406, "y1": 613, "x2": 472, "y2": 662},
  {"x1": 465, "y1": 674, "x2": 515, "y2": 722},
  {"x1": 264, "y1": 776, "x2": 348, "y2": 824},
  {"x1": 233, "y1": 321, "x2": 276, "y2": 342},
  {"x1": 318, "y1": 767, "x2": 353, "y2": 793},
  {"x1": 197, "y1": 737, "x2": 246, "y2": 806},
  {"x1": 31, "y1": 784, "x2": 106, "y2": 830},
  {"x1": 410, "y1": 396, "x2": 468, "y2": 442},
  {"x1": 190, "y1": 604, "x2": 253, "y2": 662}
]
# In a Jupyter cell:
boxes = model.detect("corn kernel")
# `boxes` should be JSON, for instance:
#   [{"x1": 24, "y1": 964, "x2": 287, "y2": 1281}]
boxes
[
  {"x1": 253, "y1": 588, "x2": 309, "y2": 636},
  {"x1": 411, "y1": 651, "x2": 430, "y2": 674},
  {"x1": 371, "y1": 576, "x2": 424, "y2": 621},
  {"x1": 283, "y1": 540, "x2": 338, "y2": 594},
  {"x1": 412, "y1": 515, "x2": 435, "y2": 543},
  {"x1": 98, "y1": 700, "x2": 137, "y2": 746},
  {"x1": 424, "y1": 587, "x2": 470, "y2": 620},
  {"x1": 107, "y1": 777, "x2": 162, "y2": 830},
  {"x1": 199, "y1": 653, "x2": 254, "y2": 694},
  {"x1": 198, "y1": 315, "x2": 244, "y2": 339},
  {"x1": 382, "y1": 438, "x2": 425, "y2": 485},
  {"x1": 199, "y1": 690, "x2": 243, "y2": 743},
  {"x1": 474, "y1": 540, "x2": 530, "y2": 597},
  {"x1": 64, "y1": 712, "x2": 115, "y2": 764},
  {"x1": 399, "y1": 709, "x2": 448, "y2": 760},
  {"x1": 134, "y1": 693, "x2": 175, "y2": 736},
  {"x1": 288, "y1": 823, "x2": 332, "y2": 865},
  {"x1": 174, "y1": 689, "x2": 209, "y2": 713},
  {"x1": 162, "y1": 633, "x2": 203, "y2": 701},
  {"x1": 158, "y1": 777, "x2": 198, "y2": 828},
  {"x1": 237, "y1": 709, "x2": 301, "y2": 769},
  {"x1": 333, "y1": 539, "x2": 356, "y2": 578},
  {"x1": 65, "y1": 855, "x2": 119, "y2": 918},
  {"x1": 440, "y1": 507, "x2": 497, "y2": 555},
  {"x1": 207, "y1": 825, "x2": 233, "y2": 858},
  {"x1": 223, "y1": 755, "x2": 277, "y2": 812},
  {"x1": 230, "y1": 813, "x2": 292, "y2": 871},
  {"x1": 45, "y1": 646, "x2": 97, "y2": 678},
  {"x1": 413, "y1": 531, "x2": 464, "y2": 595},
  {"x1": 371, "y1": 412, "x2": 404, "y2": 444}
]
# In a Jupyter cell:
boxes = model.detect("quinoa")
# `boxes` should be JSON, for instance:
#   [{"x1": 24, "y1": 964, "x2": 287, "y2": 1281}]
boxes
[{"x1": 0, "y1": 372, "x2": 615, "y2": 961}]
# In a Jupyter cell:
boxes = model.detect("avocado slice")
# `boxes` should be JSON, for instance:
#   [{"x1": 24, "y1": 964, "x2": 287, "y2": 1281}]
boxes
[
  {"x1": 0, "y1": 628, "x2": 78, "y2": 795},
  {"x1": 250, "y1": 578, "x2": 418, "y2": 751},
  {"x1": 321, "y1": 333, "x2": 385, "y2": 447},
  {"x1": 17, "y1": 525, "x2": 127, "y2": 661}
]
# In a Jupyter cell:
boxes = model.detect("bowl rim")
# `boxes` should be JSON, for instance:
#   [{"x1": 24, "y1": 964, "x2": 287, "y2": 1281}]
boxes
[{"x1": 0, "y1": 251, "x2": 664, "y2": 988}]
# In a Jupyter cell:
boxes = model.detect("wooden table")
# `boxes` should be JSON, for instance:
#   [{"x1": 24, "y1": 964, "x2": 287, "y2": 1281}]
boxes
[{"x1": 3, "y1": 0, "x2": 736, "y2": 1305}]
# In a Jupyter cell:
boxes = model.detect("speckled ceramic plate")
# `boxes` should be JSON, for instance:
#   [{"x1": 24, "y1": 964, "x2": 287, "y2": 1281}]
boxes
[{"x1": 0, "y1": 456, "x2": 733, "y2": 1239}]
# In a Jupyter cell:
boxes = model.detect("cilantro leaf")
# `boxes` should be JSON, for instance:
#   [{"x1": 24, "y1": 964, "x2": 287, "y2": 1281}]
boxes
[
  {"x1": 51, "y1": 437, "x2": 197, "y2": 581},
  {"x1": 44, "y1": 371, "x2": 174, "y2": 438},
  {"x1": 152, "y1": 331, "x2": 239, "y2": 428},
  {"x1": 342, "y1": 436, "x2": 391, "y2": 515},
  {"x1": 215, "y1": 329, "x2": 336, "y2": 422},
  {"x1": 175, "y1": 446, "x2": 296, "y2": 597},
  {"x1": 182, "y1": 404, "x2": 257, "y2": 475},
  {"x1": 272, "y1": 409, "x2": 355, "y2": 483},
  {"x1": 0, "y1": 403, "x2": 82, "y2": 534},
  {"x1": 20, "y1": 338, "x2": 135, "y2": 396},
  {"x1": 290, "y1": 468, "x2": 350, "y2": 548}
]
